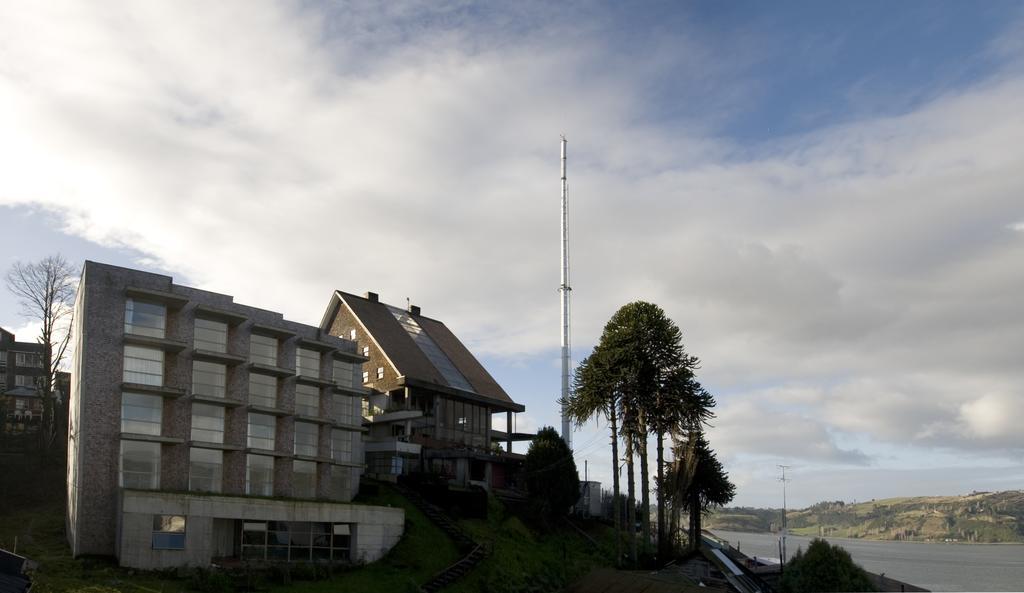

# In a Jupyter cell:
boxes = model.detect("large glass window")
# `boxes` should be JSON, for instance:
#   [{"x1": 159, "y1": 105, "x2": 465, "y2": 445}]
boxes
[
  {"x1": 248, "y1": 373, "x2": 277, "y2": 408},
  {"x1": 247, "y1": 413, "x2": 275, "y2": 450},
  {"x1": 295, "y1": 384, "x2": 320, "y2": 416},
  {"x1": 250, "y1": 334, "x2": 278, "y2": 366},
  {"x1": 123, "y1": 345, "x2": 164, "y2": 385},
  {"x1": 330, "y1": 429, "x2": 352, "y2": 463},
  {"x1": 192, "y1": 360, "x2": 226, "y2": 398},
  {"x1": 191, "y1": 403, "x2": 225, "y2": 443},
  {"x1": 121, "y1": 392, "x2": 162, "y2": 435},
  {"x1": 332, "y1": 359, "x2": 354, "y2": 388},
  {"x1": 296, "y1": 348, "x2": 320, "y2": 378},
  {"x1": 152, "y1": 515, "x2": 186, "y2": 550},
  {"x1": 120, "y1": 440, "x2": 160, "y2": 489},
  {"x1": 293, "y1": 460, "x2": 317, "y2": 498},
  {"x1": 294, "y1": 422, "x2": 319, "y2": 457},
  {"x1": 332, "y1": 394, "x2": 356, "y2": 426},
  {"x1": 241, "y1": 521, "x2": 349, "y2": 562},
  {"x1": 246, "y1": 454, "x2": 274, "y2": 496},
  {"x1": 15, "y1": 375, "x2": 35, "y2": 387},
  {"x1": 188, "y1": 448, "x2": 223, "y2": 492},
  {"x1": 194, "y1": 318, "x2": 228, "y2": 352},
  {"x1": 125, "y1": 299, "x2": 166, "y2": 338}
]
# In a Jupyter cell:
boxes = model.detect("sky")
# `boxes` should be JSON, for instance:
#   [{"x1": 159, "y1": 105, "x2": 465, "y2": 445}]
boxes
[{"x1": 2, "y1": 0, "x2": 1024, "y2": 508}]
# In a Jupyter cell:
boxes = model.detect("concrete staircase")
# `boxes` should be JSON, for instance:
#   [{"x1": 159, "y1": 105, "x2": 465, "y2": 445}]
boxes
[{"x1": 395, "y1": 483, "x2": 489, "y2": 593}]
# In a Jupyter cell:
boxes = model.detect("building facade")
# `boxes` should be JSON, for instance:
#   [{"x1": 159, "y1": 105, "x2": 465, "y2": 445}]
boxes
[
  {"x1": 1, "y1": 328, "x2": 47, "y2": 433},
  {"x1": 67, "y1": 262, "x2": 403, "y2": 568},
  {"x1": 320, "y1": 291, "x2": 532, "y2": 489}
]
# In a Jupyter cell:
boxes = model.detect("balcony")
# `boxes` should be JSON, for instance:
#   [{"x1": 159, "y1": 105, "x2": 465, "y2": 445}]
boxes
[{"x1": 364, "y1": 439, "x2": 421, "y2": 456}]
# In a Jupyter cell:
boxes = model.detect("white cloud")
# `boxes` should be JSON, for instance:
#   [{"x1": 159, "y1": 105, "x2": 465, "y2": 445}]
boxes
[{"x1": 2, "y1": 1, "x2": 1024, "y2": 492}]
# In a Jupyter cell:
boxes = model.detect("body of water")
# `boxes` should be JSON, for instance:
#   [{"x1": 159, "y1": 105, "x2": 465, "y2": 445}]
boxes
[{"x1": 712, "y1": 530, "x2": 1024, "y2": 592}]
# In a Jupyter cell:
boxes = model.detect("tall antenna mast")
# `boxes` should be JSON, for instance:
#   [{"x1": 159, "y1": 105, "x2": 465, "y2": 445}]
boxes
[
  {"x1": 560, "y1": 134, "x2": 572, "y2": 449},
  {"x1": 778, "y1": 464, "x2": 791, "y2": 565}
]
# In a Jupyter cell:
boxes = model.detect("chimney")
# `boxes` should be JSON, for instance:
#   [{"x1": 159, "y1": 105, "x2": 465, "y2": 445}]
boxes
[
  {"x1": 409, "y1": 304, "x2": 421, "y2": 316},
  {"x1": 363, "y1": 292, "x2": 378, "y2": 302}
]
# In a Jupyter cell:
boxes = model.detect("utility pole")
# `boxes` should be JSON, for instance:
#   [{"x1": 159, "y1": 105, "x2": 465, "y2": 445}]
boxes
[
  {"x1": 559, "y1": 134, "x2": 573, "y2": 449},
  {"x1": 778, "y1": 465, "x2": 791, "y2": 566}
]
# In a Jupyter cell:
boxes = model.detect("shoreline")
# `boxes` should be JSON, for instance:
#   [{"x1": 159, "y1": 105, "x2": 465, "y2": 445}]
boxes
[{"x1": 709, "y1": 529, "x2": 1024, "y2": 546}]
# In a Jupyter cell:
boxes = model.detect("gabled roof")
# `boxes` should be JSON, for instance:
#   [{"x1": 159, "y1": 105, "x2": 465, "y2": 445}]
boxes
[{"x1": 321, "y1": 291, "x2": 522, "y2": 411}]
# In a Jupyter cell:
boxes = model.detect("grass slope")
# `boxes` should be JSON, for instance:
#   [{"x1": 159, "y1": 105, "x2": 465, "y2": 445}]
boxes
[
  {"x1": 442, "y1": 497, "x2": 617, "y2": 593},
  {"x1": 707, "y1": 491, "x2": 1024, "y2": 543}
]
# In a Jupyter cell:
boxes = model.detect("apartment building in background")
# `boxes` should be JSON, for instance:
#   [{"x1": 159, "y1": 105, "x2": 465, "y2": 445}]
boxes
[
  {"x1": 321, "y1": 291, "x2": 533, "y2": 489},
  {"x1": 67, "y1": 262, "x2": 403, "y2": 569},
  {"x1": 1, "y1": 328, "x2": 46, "y2": 433}
]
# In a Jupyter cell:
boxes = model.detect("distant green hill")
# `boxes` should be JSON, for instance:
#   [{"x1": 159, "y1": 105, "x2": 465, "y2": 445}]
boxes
[{"x1": 707, "y1": 490, "x2": 1024, "y2": 543}]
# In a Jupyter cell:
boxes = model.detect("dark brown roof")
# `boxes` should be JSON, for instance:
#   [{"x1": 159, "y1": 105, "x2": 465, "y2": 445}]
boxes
[{"x1": 328, "y1": 291, "x2": 518, "y2": 409}]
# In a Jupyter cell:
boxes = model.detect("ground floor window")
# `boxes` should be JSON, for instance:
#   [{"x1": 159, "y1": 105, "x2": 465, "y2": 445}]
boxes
[
  {"x1": 121, "y1": 440, "x2": 160, "y2": 489},
  {"x1": 240, "y1": 521, "x2": 351, "y2": 562},
  {"x1": 152, "y1": 515, "x2": 186, "y2": 550},
  {"x1": 368, "y1": 453, "x2": 404, "y2": 475},
  {"x1": 189, "y1": 447, "x2": 223, "y2": 492},
  {"x1": 246, "y1": 454, "x2": 274, "y2": 496},
  {"x1": 292, "y1": 460, "x2": 317, "y2": 498}
]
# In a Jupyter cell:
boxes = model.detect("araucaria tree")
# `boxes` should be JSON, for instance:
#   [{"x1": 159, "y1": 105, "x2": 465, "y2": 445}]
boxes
[
  {"x1": 524, "y1": 426, "x2": 580, "y2": 520},
  {"x1": 5, "y1": 254, "x2": 77, "y2": 458},
  {"x1": 668, "y1": 428, "x2": 735, "y2": 551},
  {"x1": 566, "y1": 301, "x2": 726, "y2": 564}
]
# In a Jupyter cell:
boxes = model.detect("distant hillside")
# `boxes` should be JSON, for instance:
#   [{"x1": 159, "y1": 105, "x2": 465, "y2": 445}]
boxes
[{"x1": 707, "y1": 490, "x2": 1024, "y2": 543}]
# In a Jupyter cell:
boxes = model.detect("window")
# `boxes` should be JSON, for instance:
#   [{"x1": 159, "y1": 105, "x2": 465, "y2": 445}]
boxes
[
  {"x1": 295, "y1": 384, "x2": 320, "y2": 416},
  {"x1": 120, "y1": 440, "x2": 160, "y2": 489},
  {"x1": 296, "y1": 348, "x2": 320, "y2": 378},
  {"x1": 333, "y1": 359, "x2": 354, "y2": 388},
  {"x1": 329, "y1": 469, "x2": 351, "y2": 500},
  {"x1": 246, "y1": 454, "x2": 274, "y2": 495},
  {"x1": 241, "y1": 521, "x2": 348, "y2": 562},
  {"x1": 361, "y1": 371, "x2": 369, "y2": 383},
  {"x1": 250, "y1": 334, "x2": 278, "y2": 366},
  {"x1": 194, "y1": 318, "x2": 227, "y2": 352},
  {"x1": 247, "y1": 413, "x2": 276, "y2": 450},
  {"x1": 15, "y1": 375, "x2": 34, "y2": 387},
  {"x1": 376, "y1": 367, "x2": 384, "y2": 380},
  {"x1": 332, "y1": 394, "x2": 355, "y2": 426},
  {"x1": 361, "y1": 346, "x2": 369, "y2": 357},
  {"x1": 192, "y1": 360, "x2": 226, "y2": 398},
  {"x1": 293, "y1": 460, "x2": 317, "y2": 498},
  {"x1": 191, "y1": 403, "x2": 224, "y2": 443},
  {"x1": 331, "y1": 429, "x2": 352, "y2": 463},
  {"x1": 125, "y1": 299, "x2": 166, "y2": 338},
  {"x1": 152, "y1": 515, "x2": 186, "y2": 550},
  {"x1": 123, "y1": 345, "x2": 164, "y2": 386},
  {"x1": 189, "y1": 448, "x2": 222, "y2": 492},
  {"x1": 248, "y1": 373, "x2": 277, "y2": 408},
  {"x1": 349, "y1": 329, "x2": 356, "y2": 340},
  {"x1": 121, "y1": 392, "x2": 162, "y2": 435},
  {"x1": 294, "y1": 421, "x2": 319, "y2": 457},
  {"x1": 15, "y1": 352, "x2": 42, "y2": 368}
]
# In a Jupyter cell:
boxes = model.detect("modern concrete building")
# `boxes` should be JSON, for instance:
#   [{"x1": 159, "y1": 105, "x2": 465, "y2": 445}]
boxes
[
  {"x1": 67, "y1": 262, "x2": 403, "y2": 568},
  {"x1": 320, "y1": 291, "x2": 533, "y2": 489}
]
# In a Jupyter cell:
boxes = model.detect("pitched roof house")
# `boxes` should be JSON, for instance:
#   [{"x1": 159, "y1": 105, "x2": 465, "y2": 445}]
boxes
[{"x1": 321, "y1": 291, "x2": 532, "y2": 489}]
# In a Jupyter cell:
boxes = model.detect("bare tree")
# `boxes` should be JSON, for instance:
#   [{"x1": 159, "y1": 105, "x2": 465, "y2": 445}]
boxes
[{"x1": 6, "y1": 254, "x2": 77, "y2": 458}]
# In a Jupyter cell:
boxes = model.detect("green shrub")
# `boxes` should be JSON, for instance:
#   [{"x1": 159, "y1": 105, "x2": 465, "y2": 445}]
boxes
[{"x1": 781, "y1": 538, "x2": 875, "y2": 593}]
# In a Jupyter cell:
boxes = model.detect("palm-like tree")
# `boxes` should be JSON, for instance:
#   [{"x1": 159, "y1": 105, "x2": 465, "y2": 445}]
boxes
[
  {"x1": 668, "y1": 427, "x2": 735, "y2": 551},
  {"x1": 566, "y1": 346, "x2": 624, "y2": 563}
]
